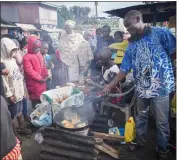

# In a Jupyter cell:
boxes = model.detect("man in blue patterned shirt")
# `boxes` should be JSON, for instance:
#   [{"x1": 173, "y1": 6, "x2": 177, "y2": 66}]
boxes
[{"x1": 103, "y1": 10, "x2": 176, "y2": 160}]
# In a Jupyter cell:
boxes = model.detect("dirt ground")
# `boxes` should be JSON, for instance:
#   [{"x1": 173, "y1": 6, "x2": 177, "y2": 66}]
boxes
[{"x1": 20, "y1": 100, "x2": 176, "y2": 160}]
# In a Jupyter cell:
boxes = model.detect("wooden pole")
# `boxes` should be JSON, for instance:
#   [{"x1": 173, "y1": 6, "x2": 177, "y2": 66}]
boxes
[
  {"x1": 152, "y1": 6, "x2": 157, "y2": 26},
  {"x1": 95, "y1": 1, "x2": 98, "y2": 27},
  {"x1": 153, "y1": 13, "x2": 157, "y2": 26}
]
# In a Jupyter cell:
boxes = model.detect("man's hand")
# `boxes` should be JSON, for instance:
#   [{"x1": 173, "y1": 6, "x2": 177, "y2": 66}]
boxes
[
  {"x1": 39, "y1": 79, "x2": 46, "y2": 84},
  {"x1": 2, "y1": 69, "x2": 9, "y2": 75},
  {"x1": 103, "y1": 71, "x2": 127, "y2": 93},
  {"x1": 103, "y1": 85, "x2": 111, "y2": 94},
  {"x1": 9, "y1": 95, "x2": 16, "y2": 104}
]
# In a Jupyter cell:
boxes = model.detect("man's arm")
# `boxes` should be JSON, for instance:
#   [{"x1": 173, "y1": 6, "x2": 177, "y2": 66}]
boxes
[
  {"x1": 103, "y1": 46, "x2": 132, "y2": 92},
  {"x1": 103, "y1": 71, "x2": 126, "y2": 92}
]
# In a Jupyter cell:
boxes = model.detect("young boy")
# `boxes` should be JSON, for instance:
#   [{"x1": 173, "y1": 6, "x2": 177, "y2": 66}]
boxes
[
  {"x1": 1, "y1": 37, "x2": 31, "y2": 135},
  {"x1": 97, "y1": 48, "x2": 120, "y2": 86},
  {"x1": 94, "y1": 48, "x2": 122, "y2": 105},
  {"x1": 41, "y1": 41, "x2": 54, "y2": 90}
]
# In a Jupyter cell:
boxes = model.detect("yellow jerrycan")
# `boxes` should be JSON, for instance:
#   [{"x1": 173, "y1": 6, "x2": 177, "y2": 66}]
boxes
[{"x1": 124, "y1": 117, "x2": 136, "y2": 143}]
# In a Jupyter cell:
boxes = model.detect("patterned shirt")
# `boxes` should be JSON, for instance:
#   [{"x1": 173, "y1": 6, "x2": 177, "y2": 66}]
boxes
[{"x1": 120, "y1": 27, "x2": 176, "y2": 98}]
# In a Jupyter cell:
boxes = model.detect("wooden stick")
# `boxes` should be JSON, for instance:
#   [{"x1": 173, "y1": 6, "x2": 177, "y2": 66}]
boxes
[
  {"x1": 92, "y1": 132, "x2": 124, "y2": 141},
  {"x1": 94, "y1": 138, "x2": 103, "y2": 144},
  {"x1": 102, "y1": 143, "x2": 119, "y2": 155},
  {"x1": 95, "y1": 144, "x2": 119, "y2": 159}
]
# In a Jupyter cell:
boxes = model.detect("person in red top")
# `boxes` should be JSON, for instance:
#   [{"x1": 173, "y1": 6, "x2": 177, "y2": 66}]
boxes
[{"x1": 23, "y1": 35, "x2": 48, "y2": 109}]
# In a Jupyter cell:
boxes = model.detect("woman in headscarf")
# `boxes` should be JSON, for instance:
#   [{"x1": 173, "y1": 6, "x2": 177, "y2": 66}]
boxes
[{"x1": 59, "y1": 20, "x2": 93, "y2": 84}]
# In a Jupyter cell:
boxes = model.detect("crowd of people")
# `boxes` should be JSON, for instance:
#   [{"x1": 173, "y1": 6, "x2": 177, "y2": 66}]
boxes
[{"x1": 0, "y1": 10, "x2": 176, "y2": 160}]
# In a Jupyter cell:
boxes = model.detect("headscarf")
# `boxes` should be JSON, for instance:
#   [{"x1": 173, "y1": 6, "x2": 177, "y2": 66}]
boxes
[
  {"x1": 12, "y1": 39, "x2": 20, "y2": 48},
  {"x1": 1, "y1": 38, "x2": 18, "y2": 61},
  {"x1": 27, "y1": 35, "x2": 41, "y2": 54},
  {"x1": 43, "y1": 34, "x2": 52, "y2": 42},
  {"x1": 27, "y1": 34, "x2": 38, "y2": 41},
  {"x1": 23, "y1": 34, "x2": 39, "y2": 53},
  {"x1": 42, "y1": 34, "x2": 55, "y2": 55},
  {"x1": 64, "y1": 20, "x2": 76, "y2": 28}
]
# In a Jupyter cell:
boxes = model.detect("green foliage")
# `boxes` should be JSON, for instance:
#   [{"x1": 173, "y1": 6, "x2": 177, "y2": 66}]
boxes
[
  {"x1": 69, "y1": 6, "x2": 91, "y2": 23},
  {"x1": 57, "y1": 5, "x2": 91, "y2": 28},
  {"x1": 57, "y1": 5, "x2": 74, "y2": 28}
]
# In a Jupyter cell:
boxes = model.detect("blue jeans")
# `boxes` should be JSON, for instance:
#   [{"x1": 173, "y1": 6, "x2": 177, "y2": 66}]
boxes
[{"x1": 136, "y1": 96, "x2": 170, "y2": 152}]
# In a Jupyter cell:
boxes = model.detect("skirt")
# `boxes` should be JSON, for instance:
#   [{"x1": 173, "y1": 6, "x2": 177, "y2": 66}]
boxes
[{"x1": 2, "y1": 138, "x2": 22, "y2": 160}]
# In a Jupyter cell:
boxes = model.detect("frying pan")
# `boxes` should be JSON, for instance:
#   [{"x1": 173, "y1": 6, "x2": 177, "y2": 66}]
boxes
[{"x1": 53, "y1": 104, "x2": 95, "y2": 132}]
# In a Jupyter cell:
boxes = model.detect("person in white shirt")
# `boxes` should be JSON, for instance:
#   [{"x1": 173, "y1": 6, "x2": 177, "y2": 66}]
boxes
[{"x1": 1, "y1": 37, "x2": 31, "y2": 135}]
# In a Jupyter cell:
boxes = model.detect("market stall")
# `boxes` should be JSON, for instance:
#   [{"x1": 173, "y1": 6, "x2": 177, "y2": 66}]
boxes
[
  {"x1": 1, "y1": 18, "x2": 19, "y2": 38},
  {"x1": 31, "y1": 80, "x2": 136, "y2": 160}
]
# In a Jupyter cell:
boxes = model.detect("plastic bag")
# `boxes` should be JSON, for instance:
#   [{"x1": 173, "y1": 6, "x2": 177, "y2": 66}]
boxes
[
  {"x1": 60, "y1": 88, "x2": 84, "y2": 110},
  {"x1": 34, "y1": 133, "x2": 44, "y2": 144},
  {"x1": 40, "y1": 87, "x2": 84, "y2": 111},
  {"x1": 124, "y1": 117, "x2": 135, "y2": 142},
  {"x1": 109, "y1": 127, "x2": 120, "y2": 135},
  {"x1": 40, "y1": 86, "x2": 73, "y2": 104},
  {"x1": 30, "y1": 102, "x2": 52, "y2": 127}
]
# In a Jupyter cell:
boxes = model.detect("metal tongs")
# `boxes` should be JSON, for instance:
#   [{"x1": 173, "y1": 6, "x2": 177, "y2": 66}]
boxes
[{"x1": 85, "y1": 78, "x2": 136, "y2": 98}]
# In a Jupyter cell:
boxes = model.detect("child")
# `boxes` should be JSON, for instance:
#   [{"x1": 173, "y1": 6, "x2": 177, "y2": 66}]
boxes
[
  {"x1": 1, "y1": 37, "x2": 31, "y2": 135},
  {"x1": 23, "y1": 35, "x2": 48, "y2": 109},
  {"x1": 40, "y1": 41, "x2": 54, "y2": 90},
  {"x1": 97, "y1": 48, "x2": 120, "y2": 87},
  {"x1": 92, "y1": 48, "x2": 122, "y2": 112},
  {"x1": 12, "y1": 39, "x2": 30, "y2": 122}
]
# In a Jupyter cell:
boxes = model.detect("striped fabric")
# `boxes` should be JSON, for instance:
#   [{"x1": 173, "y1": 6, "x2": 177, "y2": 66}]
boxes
[{"x1": 2, "y1": 138, "x2": 22, "y2": 160}]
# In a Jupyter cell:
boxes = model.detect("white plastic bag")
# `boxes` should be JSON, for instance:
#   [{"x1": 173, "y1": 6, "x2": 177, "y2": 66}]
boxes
[
  {"x1": 30, "y1": 102, "x2": 52, "y2": 127},
  {"x1": 40, "y1": 86, "x2": 73, "y2": 104},
  {"x1": 41, "y1": 87, "x2": 85, "y2": 116}
]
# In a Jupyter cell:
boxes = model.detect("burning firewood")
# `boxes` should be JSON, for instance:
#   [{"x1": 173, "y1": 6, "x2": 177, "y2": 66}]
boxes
[{"x1": 95, "y1": 144, "x2": 119, "y2": 159}]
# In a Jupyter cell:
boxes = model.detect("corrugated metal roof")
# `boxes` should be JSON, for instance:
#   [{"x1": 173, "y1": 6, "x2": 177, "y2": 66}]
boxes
[
  {"x1": 41, "y1": 2, "x2": 60, "y2": 9},
  {"x1": 105, "y1": 2, "x2": 176, "y2": 23},
  {"x1": 15, "y1": 23, "x2": 40, "y2": 31},
  {"x1": 1, "y1": 23, "x2": 19, "y2": 28},
  {"x1": 41, "y1": 28, "x2": 63, "y2": 33},
  {"x1": 13, "y1": 2, "x2": 60, "y2": 9}
]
